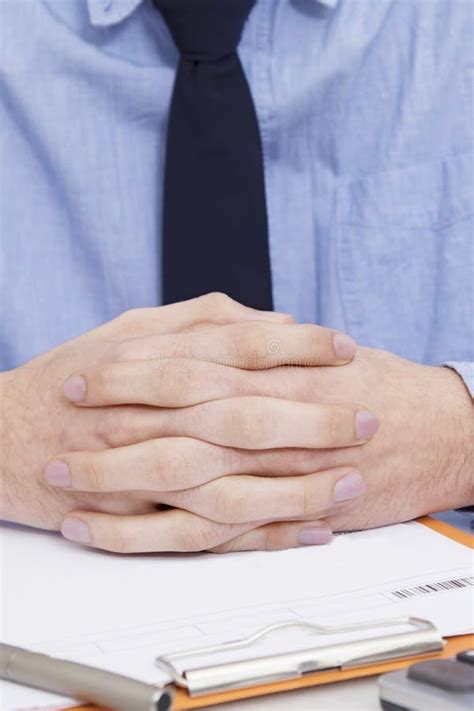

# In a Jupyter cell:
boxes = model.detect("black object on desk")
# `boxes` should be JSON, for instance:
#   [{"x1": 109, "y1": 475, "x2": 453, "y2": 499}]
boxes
[{"x1": 379, "y1": 649, "x2": 474, "y2": 710}]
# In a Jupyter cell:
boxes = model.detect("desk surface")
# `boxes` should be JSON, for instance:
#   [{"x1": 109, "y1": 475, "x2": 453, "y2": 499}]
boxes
[
  {"x1": 72, "y1": 514, "x2": 473, "y2": 711},
  {"x1": 207, "y1": 676, "x2": 379, "y2": 710}
]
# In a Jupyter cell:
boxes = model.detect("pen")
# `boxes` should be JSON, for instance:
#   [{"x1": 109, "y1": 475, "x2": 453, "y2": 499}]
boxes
[{"x1": 0, "y1": 643, "x2": 173, "y2": 711}]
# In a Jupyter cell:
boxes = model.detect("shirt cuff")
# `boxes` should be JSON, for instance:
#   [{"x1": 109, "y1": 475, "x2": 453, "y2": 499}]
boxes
[{"x1": 444, "y1": 361, "x2": 474, "y2": 398}]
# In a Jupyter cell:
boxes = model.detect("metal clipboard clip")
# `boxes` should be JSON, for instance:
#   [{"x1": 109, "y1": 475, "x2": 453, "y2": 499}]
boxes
[{"x1": 155, "y1": 617, "x2": 443, "y2": 697}]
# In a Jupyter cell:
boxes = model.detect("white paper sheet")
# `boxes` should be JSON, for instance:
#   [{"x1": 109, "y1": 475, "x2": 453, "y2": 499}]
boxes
[{"x1": 1, "y1": 520, "x2": 472, "y2": 710}]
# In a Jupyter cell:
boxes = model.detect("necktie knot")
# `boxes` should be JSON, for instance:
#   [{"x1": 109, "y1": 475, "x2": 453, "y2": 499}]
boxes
[{"x1": 154, "y1": 0, "x2": 255, "y2": 62}]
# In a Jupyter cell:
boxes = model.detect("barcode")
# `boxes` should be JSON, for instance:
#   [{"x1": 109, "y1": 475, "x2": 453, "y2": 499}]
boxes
[{"x1": 388, "y1": 576, "x2": 474, "y2": 600}]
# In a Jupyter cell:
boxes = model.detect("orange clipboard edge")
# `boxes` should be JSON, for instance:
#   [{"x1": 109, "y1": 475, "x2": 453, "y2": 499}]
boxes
[{"x1": 71, "y1": 517, "x2": 473, "y2": 710}]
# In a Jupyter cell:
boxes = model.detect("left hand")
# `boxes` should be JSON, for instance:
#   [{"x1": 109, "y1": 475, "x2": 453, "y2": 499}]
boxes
[
  {"x1": 214, "y1": 347, "x2": 473, "y2": 551},
  {"x1": 228, "y1": 347, "x2": 474, "y2": 542}
]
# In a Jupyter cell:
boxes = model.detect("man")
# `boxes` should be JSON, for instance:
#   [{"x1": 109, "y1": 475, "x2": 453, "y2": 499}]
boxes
[{"x1": 1, "y1": 0, "x2": 472, "y2": 554}]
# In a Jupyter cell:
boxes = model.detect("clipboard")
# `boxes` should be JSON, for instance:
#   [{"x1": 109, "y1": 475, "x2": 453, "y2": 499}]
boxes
[{"x1": 69, "y1": 518, "x2": 474, "y2": 710}]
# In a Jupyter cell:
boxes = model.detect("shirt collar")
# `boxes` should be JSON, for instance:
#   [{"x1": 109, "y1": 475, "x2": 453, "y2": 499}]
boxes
[
  {"x1": 87, "y1": 0, "x2": 144, "y2": 26},
  {"x1": 87, "y1": 0, "x2": 338, "y2": 28}
]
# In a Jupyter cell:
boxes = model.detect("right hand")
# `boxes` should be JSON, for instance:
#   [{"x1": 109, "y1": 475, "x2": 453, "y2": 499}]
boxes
[{"x1": 1, "y1": 294, "x2": 373, "y2": 552}]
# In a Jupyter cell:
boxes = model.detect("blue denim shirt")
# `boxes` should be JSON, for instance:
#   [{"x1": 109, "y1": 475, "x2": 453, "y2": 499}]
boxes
[{"x1": 1, "y1": 0, "x2": 473, "y2": 394}]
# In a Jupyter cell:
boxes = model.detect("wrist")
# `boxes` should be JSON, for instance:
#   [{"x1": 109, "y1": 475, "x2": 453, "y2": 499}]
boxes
[
  {"x1": 434, "y1": 366, "x2": 474, "y2": 509},
  {"x1": 1, "y1": 369, "x2": 16, "y2": 519},
  {"x1": 0, "y1": 367, "x2": 32, "y2": 523}
]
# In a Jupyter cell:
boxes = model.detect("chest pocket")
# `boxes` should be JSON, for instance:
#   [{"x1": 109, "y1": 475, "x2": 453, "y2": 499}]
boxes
[{"x1": 336, "y1": 150, "x2": 474, "y2": 364}]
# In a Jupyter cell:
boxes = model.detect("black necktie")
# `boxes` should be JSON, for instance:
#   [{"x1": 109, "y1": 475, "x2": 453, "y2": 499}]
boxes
[{"x1": 154, "y1": 0, "x2": 273, "y2": 310}]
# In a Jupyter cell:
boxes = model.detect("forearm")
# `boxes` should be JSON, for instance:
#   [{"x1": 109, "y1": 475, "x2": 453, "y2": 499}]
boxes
[{"x1": 0, "y1": 365, "x2": 64, "y2": 528}]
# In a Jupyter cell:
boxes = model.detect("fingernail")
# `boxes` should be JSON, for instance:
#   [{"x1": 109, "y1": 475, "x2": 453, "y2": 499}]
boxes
[
  {"x1": 334, "y1": 471, "x2": 366, "y2": 502},
  {"x1": 356, "y1": 410, "x2": 379, "y2": 440},
  {"x1": 63, "y1": 375, "x2": 86, "y2": 403},
  {"x1": 333, "y1": 333, "x2": 357, "y2": 362},
  {"x1": 299, "y1": 526, "x2": 333, "y2": 546},
  {"x1": 45, "y1": 460, "x2": 71, "y2": 488},
  {"x1": 61, "y1": 518, "x2": 91, "y2": 544}
]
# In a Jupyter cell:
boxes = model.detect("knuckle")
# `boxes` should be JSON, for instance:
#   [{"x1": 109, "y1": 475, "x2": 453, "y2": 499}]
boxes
[
  {"x1": 326, "y1": 408, "x2": 345, "y2": 444},
  {"x1": 81, "y1": 455, "x2": 106, "y2": 491},
  {"x1": 177, "y1": 521, "x2": 216, "y2": 552},
  {"x1": 115, "y1": 307, "x2": 146, "y2": 327},
  {"x1": 299, "y1": 479, "x2": 316, "y2": 517},
  {"x1": 262, "y1": 527, "x2": 286, "y2": 551},
  {"x1": 326, "y1": 410, "x2": 338, "y2": 442},
  {"x1": 210, "y1": 543, "x2": 234, "y2": 554},
  {"x1": 229, "y1": 399, "x2": 272, "y2": 447},
  {"x1": 158, "y1": 441, "x2": 194, "y2": 490},
  {"x1": 197, "y1": 292, "x2": 232, "y2": 314},
  {"x1": 229, "y1": 323, "x2": 266, "y2": 365},
  {"x1": 165, "y1": 333, "x2": 194, "y2": 360},
  {"x1": 302, "y1": 323, "x2": 324, "y2": 342},
  {"x1": 91, "y1": 363, "x2": 116, "y2": 399},
  {"x1": 276, "y1": 482, "x2": 308, "y2": 518},
  {"x1": 300, "y1": 324, "x2": 327, "y2": 364},
  {"x1": 289, "y1": 379, "x2": 314, "y2": 402},
  {"x1": 153, "y1": 357, "x2": 195, "y2": 399},
  {"x1": 58, "y1": 428, "x2": 82, "y2": 452},
  {"x1": 105, "y1": 525, "x2": 130, "y2": 554},
  {"x1": 229, "y1": 405, "x2": 252, "y2": 444},
  {"x1": 95, "y1": 411, "x2": 127, "y2": 448},
  {"x1": 273, "y1": 479, "x2": 315, "y2": 518},
  {"x1": 210, "y1": 535, "x2": 243, "y2": 554},
  {"x1": 113, "y1": 310, "x2": 133, "y2": 328},
  {"x1": 212, "y1": 480, "x2": 248, "y2": 523},
  {"x1": 112, "y1": 333, "x2": 166, "y2": 363},
  {"x1": 117, "y1": 307, "x2": 151, "y2": 323}
]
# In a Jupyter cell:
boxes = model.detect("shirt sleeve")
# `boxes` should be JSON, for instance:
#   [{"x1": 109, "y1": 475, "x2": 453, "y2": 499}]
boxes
[{"x1": 445, "y1": 362, "x2": 474, "y2": 398}]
